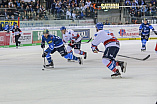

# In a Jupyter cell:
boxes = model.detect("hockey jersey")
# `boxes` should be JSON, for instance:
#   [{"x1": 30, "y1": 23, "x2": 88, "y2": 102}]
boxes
[
  {"x1": 12, "y1": 28, "x2": 22, "y2": 35},
  {"x1": 139, "y1": 23, "x2": 155, "y2": 35},
  {"x1": 42, "y1": 34, "x2": 63, "y2": 49},
  {"x1": 92, "y1": 30, "x2": 120, "y2": 48},
  {"x1": 62, "y1": 29, "x2": 82, "y2": 43}
]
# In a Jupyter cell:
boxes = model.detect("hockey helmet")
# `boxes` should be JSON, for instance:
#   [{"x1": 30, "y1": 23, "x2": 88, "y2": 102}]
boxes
[
  {"x1": 144, "y1": 18, "x2": 148, "y2": 21},
  {"x1": 96, "y1": 22, "x2": 103, "y2": 30},
  {"x1": 60, "y1": 26, "x2": 66, "y2": 31},
  {"x1": 43, "y1": 29, "x2": 49, "y2": 34}
]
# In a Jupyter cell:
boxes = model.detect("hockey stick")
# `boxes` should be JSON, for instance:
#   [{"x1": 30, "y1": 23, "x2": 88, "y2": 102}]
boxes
[
  {"x1": 99, "y1": 51, "x2": 150, "y2": 61},
  {"x1": 64, "y1": 38, "x2": 92, "y2": 45},
  {"x1": 42, "y1": 48, "x2": 46, "y2": 68}
]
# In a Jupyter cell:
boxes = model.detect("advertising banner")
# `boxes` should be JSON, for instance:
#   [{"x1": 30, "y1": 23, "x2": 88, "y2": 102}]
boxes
[
  {"x1": 0, "y1": 21, "x2": 19, "y2": 27},
  {"x1": 73, "y1": 29, "x2": 90, "y2": 40},
  {"x1": 10, "y1": 31, "x2": 32, "y2": 45},
  {"x1": 0, "y1": 32, "x2": 10, "y2": 46},
  {"x1": 32, "y1": 30, "x2": 62, "y2": 43}
]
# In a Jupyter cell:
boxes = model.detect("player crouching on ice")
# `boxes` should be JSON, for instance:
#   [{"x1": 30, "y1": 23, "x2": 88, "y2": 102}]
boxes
[
  {"x1": 60, "y1": 26, "x2": 87, "y2": 61},
  {"x1": 91, "y1": 23, "x2": 127, "y2": 78},
  {"x1": 41, "y1": 29, "x2": 83, "y2": 68},
  {"x1": 139, "y1": 18, "x2": 157, "y2": 51}
]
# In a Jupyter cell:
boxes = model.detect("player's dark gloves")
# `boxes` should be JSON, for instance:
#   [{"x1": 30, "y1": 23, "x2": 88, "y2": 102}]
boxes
[
  {"x1": 42, "y1": 52, "x2": 47, "y2": 57},
  {"x1": 41, "y1": 42, "x2": 45, "y2": 48}
]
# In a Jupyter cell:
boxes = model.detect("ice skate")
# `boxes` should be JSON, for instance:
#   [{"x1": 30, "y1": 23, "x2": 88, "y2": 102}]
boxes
[
  {"x1": 67, "y1": 59, "x2": 75, "y2": 62},
  {"x1": 84, "y1": 52, "x2": 87, "y2": 59},
  {"x1": 117, "y1": 61, "x2": 127, "y2": 73},
  {"x1": 44, "y1": 61, "x2": 54, "y2": 68},
  {"x1": 141, "y1": 46, "x2": 146, "y2": 51},
  {"x1": 16, "y1": 46, "x2": 18, "y2": 49},
  {"x1": 77, "y1": 57, "x2": 83, "y2": 65},
  {"x1": 111, "y1": 70, "x2": 122, "y2": 78}
]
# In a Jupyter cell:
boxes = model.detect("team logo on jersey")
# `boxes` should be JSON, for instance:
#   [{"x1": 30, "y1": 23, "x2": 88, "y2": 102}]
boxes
[
  {"x1": 119, "y1": 29, "x2": 126, "y2": 36},
  {"x1": 48, "y1": 40, "x2": 52, "y2": 44}
]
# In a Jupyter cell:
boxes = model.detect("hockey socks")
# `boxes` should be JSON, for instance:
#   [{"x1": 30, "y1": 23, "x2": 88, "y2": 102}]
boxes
[
  {"x1": 102, "y1": 58, "x2": 118, "y2": 73},
  {"x1": 64, "y1": 52, "x2": 78, "y2": 61},
  {"x1": 46, "y1": 53, "x2": 52, "y2": 63},
  {"x1": 141, "y1": 39, "x2": 147, "y2": 50},
  {"x1": 106, "y1": 60, "x2": 118, "y2": 72}
]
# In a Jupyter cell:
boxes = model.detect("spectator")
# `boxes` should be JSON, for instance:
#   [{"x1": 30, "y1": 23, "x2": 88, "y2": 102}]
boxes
[
  {"x1": 104, "y1": 20, "x2": 110, "y2": 25},
  {"x1": 132, "y1": 0, "x2": 138, "y2": 10},
  {"x1": 3, "y1": 9, "x2": 8, "y2": 17},
  {"x1": 138, "y1": 0, "x2": 145, "y2": 5},
  {"x1": 21, "y1": 0, "x2": 26, "y2": 9},
  {"x1": 8, "y1": 0, "x2": 14, "y2": 7},
  {"x1": 72, "y1": 10, "x2": 76, "y2": 20},
  {"x1": 85, "y1": 0, "x2": 91, "y2": 8},
  {"x1": 16, "y1": 0, "x2": 21, "y2": 8},
  {"x1": 130, "y1": 8, "x2": 135, "y2": 17},
  {"x1": 11, "y1": 15, "x2": 14, "y2": 19},
  {"x1": 150, "y1": 0, "x2": 156, "y2": 5},
  {"x1": 125, "y1": 0, "x2": 131, "y2": 5},
  {"x1": 66, "y1": 9, "x2": 71, "y2": 19},
  {"x1": 23, "y1": 16, "x2": 28, "y2": 21},
  {"x1": 85, "y1": 6, "x2": 91, "y2": 17},
  {"x1": 6, "y1": 15, "x2": 10, "y2": 20}
]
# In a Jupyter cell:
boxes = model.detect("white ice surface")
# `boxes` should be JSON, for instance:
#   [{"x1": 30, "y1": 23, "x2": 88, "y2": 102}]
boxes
[{"x1": 0, "y1": 40, "x2": 157, "y2": 104}]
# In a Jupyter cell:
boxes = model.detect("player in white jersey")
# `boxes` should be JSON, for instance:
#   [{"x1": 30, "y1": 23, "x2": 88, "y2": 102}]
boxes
[
  {"x1": 60, "y1": 26, "x2": 87, "y2": 60},
  {"x1": 91, "y1": 23, "x2": 127, "y2": 78}
]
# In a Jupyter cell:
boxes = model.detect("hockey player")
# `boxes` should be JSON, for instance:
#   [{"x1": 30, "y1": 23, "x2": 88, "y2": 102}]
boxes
[
  {"x1": 41, "y1": 29, "x2": 82, "y2": 68},
  {"x1": 12, "y1": 24, "x2": 22, "y2": 48},
  {"x1": 139, "y1": 18, "x2": 157, "y2": 51},
  {"x1": 91, "y1": 22, "x2": 127, "y2": 78},
  {"x1": 60, "y1": 26, "x2": 87, "y2": 60}
]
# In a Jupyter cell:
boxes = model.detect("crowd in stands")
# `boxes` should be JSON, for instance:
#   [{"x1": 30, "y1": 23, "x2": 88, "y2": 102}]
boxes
[
  {"x1": 125, "y1": 0, "x2": 157, "y2": 17},
  {"x1": 0, "y1": 0, "x2": 47, "y2": 21},
  {"x1": 0, "y1": 0, "x2": 99, "y2": 21}
]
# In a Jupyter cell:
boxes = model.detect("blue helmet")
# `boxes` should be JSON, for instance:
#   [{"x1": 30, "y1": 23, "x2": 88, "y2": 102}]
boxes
[
  {"x1": 96, "y1": 22, "x2": 103, "y2": 30},
  {"x1": 43, "y1": 29, "x2": 49, "y2": 34},
  {"x1": 60, "y1": 26, "x2": 66, "y2": 31}
]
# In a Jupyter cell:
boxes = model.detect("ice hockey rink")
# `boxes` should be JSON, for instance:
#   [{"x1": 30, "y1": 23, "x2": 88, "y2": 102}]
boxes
[{"x1": 0, "y1": 40, "x2": 157, "y2": 104}]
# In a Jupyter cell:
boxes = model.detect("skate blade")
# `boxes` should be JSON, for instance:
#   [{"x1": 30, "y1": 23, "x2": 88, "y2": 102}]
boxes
[
  {"x1": 43, "y1": 65, "x2": 54, "y2": 69},
  {"x1": 67, "y1": 60, "x2": 75, "y2": 62},
  {"x1": 111, "y1": 75, "x2": 122, "y2": 79},
  {"x1": 123, "y1": 62, "x2": 127, "y2": 73}
]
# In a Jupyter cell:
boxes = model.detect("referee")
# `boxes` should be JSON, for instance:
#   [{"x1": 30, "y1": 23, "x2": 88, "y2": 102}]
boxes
[{"x1": 12, "y1": 24, "x2": 22, "y2": 48}]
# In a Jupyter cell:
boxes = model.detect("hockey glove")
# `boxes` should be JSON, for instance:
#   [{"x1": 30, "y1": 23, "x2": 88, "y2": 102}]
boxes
[
  {"x1": 41, "y1": 42, "x2": 45, "y2": 48},
  {"x1": 91, "y1": 44, "x2": 99, "y2": 53},
  {"x1": 69, "y1": 40, "x2": 75, "y2": 47},
  {"x1": 42, "y1": 52, "x2": 47, "y2": 57},
  {"x1": 154, "y1": 31, "x2": 157, "y2": 35}
]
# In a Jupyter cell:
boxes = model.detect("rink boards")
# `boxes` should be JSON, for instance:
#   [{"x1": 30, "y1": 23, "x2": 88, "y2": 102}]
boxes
[{"x1": 0, "y1": 24, "x2": 157, "y2": 47}]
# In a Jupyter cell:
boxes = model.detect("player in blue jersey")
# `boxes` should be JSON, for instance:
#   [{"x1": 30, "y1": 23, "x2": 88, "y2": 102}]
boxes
[
  {"x1": 41, "y1": 29, "x2": 82, "y2": 67},
  {"x1": 139, "y1": 18, "x2": 157, "y2": 51}
]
